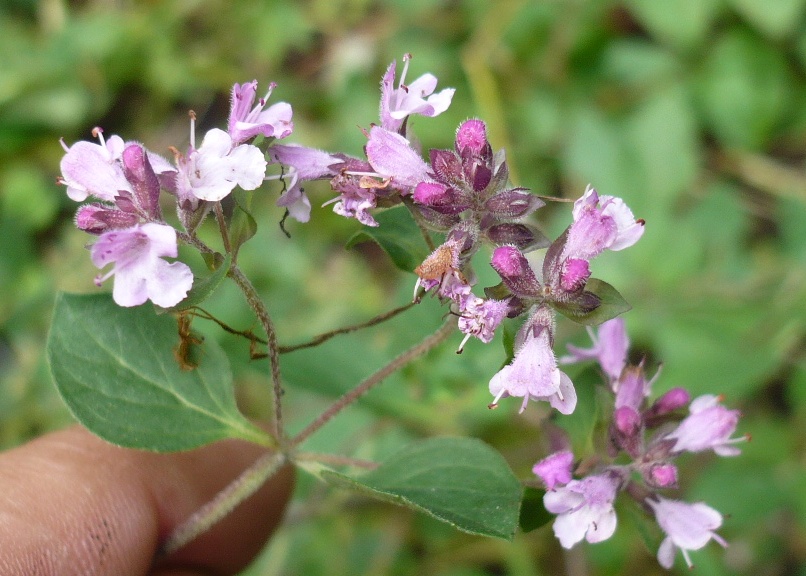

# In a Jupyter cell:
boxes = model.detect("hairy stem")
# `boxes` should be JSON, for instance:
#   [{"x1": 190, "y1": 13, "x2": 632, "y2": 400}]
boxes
[
  {"x1": 159, "y1": 451, "x2": 286, "y2": 556},
  {"x1": 214, "y1": 201, "x2": 233, "y2": 255},
  {"x1": 229, "y1": 264, "x2": 285, "y2": 442},
  {"x1": 290, "y1": 319, "x2": 455, "y2": 449}
]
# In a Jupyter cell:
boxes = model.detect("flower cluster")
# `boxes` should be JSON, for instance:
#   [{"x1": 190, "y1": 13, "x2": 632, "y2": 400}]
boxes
[
  {"x1": 55, "y1": 52, "x2": 747, "y2": 571},
  {"x1": 483, "y1": 187, "x2": 644, "y2": 413},
  {"x1": 59, "y1": 81, "x2": 294, "y2": 307},
  {"x1": 532, "y1": 318, "x2": 746, "y2": 569}
]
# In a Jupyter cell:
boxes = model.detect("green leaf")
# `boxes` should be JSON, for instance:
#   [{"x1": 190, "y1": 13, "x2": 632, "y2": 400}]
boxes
[
  {"x1": 320, "y1": 437, "x2": 523, "y2": 540},
  {"x1": 46, "y1": 292, "x2": 271, "y2": 451},
  {"x1": 553, "y1": 279, "x2": 632, "y2": 326},
  {"x1": 519, "y1": 487, "x2": 553, "y2": 533},
  {"x1": 345, "y1": 206, "x2": 430, "y2": 273},
  {"x1": 555, "y1": 367, "x2": 602, "y2": 456},
  {"x1": 229, "y1": 190, "x2": 258, "y2": 258},
  {"x1": 166, "y1": 253, "x2": 232, "y2": 312}
]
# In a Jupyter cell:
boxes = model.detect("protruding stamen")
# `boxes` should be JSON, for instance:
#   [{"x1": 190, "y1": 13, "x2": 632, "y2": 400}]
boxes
[
  {"x1": 412, "y1": 278, "x2": 423, "y2": 303},
  {"x1": 188, "y1": 110, "x2": 197, "y2": 149},
  {"x1": 456, "y1": 332, "x2": 472, "y2": 355},
  {"x1": 92, "y1": 127, "x2": 107, "y2": 150},
  {"x1": 488, "y1": 387, "x2": 507, "y2": 409},
  {"x1": 399, "y1": 53, "x2": 412, "y2": 91},
  {"x1": 258, "y1": 82, "x2": 277, "y2": 108}
]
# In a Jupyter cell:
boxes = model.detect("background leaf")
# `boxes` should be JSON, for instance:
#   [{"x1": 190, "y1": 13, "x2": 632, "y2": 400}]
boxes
[
  {"x1": 46, "y1": 292, "x2": 270, "y2": 451},
  {"x1": 519, "y1": 486, "x2": 553, "y2": 533}
]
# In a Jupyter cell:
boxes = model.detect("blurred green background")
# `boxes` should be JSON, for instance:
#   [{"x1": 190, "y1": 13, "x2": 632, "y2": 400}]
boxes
[{"x1": 1, "y1": 0, "x2": 805, "y2": 574}]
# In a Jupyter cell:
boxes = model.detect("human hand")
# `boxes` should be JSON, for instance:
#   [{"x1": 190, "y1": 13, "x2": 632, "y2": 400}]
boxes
[{"x1": 0, "y1": 425, "x2": 294, "y2": 575}]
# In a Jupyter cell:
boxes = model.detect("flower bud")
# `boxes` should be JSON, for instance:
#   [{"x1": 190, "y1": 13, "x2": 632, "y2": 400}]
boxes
[
  {"x1": 648, "y1": 387, "x2": 690, "y2": 417},
  {"x1": 490, "y1": 245, "x2": 541, "y2": 298},
  {"x1": 122, "y1": 143, "x2": 162, "y2": 220},
  {"x1": 615, "y1": 406, "x2": 641, "y2": 436},
  {"x1": 644, "y1": 463, "x2": 678, "y2": 489},
  {"x1": 559, "y1": 258, "x2": 590, "y2": 292},
  {"x1": 413, "y1": 181, "x2": 465, "y2": 214},
  {"x1": 455, "y1": 119, "x2": 488, "y2": 156},
  {"x1": 533, "y1": 450, "x2": 574, "y2": 490},
  {"x1": 75, "y1": 203, "x2": 138, "y2": 235}
]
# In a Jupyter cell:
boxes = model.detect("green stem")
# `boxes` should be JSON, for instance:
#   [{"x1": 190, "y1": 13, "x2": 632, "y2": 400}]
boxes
[
  {"x1": 159, "y1": 451, "x2": 286, "y2": 556},
  {"x1": 290, "y1": 319, "x2": 455, "y2": 449},
  {"x1": 229, "y1": 264, "x2": 285, "y2": 443}
]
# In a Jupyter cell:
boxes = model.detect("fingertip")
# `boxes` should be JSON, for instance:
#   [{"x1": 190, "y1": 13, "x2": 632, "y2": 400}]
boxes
[{"x1": 0, "y1": 426, "x2": 294, "y2": 575}]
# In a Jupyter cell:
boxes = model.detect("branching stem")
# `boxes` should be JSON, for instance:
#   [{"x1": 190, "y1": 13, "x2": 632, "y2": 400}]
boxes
[
  {"x1": 159, "y1": 451, "x2": 286, "y2": 556},
  {"x1": 290, "y1": 319, "x2": 455, "y2": 449}
]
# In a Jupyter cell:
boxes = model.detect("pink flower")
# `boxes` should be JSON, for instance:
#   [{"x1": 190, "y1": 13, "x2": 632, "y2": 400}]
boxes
[
  {"x1": 380, "y1": 54, "x2": 455, "y2": 132},
  {"x1": 91, "y1": 223, "x2": 193, "y2": 308},
  {"x1": 365, "y1": 127, "x2": 431, "y2": 193},
  {"x1": 228, "y1": 80, "x2": 293, "y2": 145},
  {"x1": 648, "y1": 496, "x2": 727, "y2": 569},
  {"x1": 533, "y1": 451, "x2": 574, "y2": 490},
  {"x1": 269, "y1": 144, "x2": 341, "y2": 223},
  {"x1": 59, "y1": 128, "x2": 129, "y2": 202},
  {"x1": 543, "y1": 472, "x2": 621, "y2": 548},
  {"x1": 568, "y1": 185, "x2": 644, "y2": 256},
  {"x1": 456, "y1": 296, "x2": 509, "y2": 353},
  {"x1": 560, "y1": 317, "x2": 630, "y2": 383},
  {"x1": 488, "y1": 307, "x2": 577, "y2": 414},
  {"x1": 664, "y1": 394, "x2": 745, "y2": 456}
]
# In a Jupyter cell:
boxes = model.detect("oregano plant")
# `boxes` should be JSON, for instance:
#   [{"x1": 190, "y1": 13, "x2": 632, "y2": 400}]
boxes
[{"x1": 49, "y1": 54, "x2": 746, "y2": 569}]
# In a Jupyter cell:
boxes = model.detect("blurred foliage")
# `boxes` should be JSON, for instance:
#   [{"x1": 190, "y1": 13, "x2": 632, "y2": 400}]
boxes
[{"x1": 1, "y1": 0, "x2": 805, "y2": 574}]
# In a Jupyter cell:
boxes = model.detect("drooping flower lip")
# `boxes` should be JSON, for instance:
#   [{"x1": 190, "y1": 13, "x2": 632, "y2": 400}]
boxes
[{"x1": 488, "y1": 306, "x2": 577, "y2": 414}]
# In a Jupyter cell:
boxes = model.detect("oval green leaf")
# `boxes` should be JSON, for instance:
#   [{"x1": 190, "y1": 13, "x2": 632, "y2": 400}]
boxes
[
  {"x1": 553, "y1": 278, "x2": 632, "y2": 326},
  {"x1": 345, "y1": 206, "x2": 430, "y2": 273},
  {"x1": 320, "y1": 437, "x2": 523, "y2": 540},
  {"x1": 46, "y1": 292, "x2": 271, "y2": 451}
]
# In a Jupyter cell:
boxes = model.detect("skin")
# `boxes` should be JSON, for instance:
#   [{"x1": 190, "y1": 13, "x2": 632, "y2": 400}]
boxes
[{"x1": 0, "y1": 425, "x2": 294, "y2": 576}]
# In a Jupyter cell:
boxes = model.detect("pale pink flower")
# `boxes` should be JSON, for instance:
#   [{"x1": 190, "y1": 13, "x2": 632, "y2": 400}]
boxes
[
  {"x1": 228, "y1": 80, "x2": 293, "y2": 145},
  {"x1": 533, "y1": 450, "x2": 574, "y2": 490},
  {"x1": 91, "y1": 223, "x2": 193, "y2": 308},
  {"x1": 380, "y1": 54, "x2": 455, "y2": 132},
  {"x1": 648, "y1": 496, "x2": 727, "y2": 569},
  {"x1": 561, "y1": 317, "x2": 630, "y2": 383},
  {"x1": 543, "y1": 472, "x2": 621, "y2": 548},
  {"x1": 176, "y1": 128, "x2": 266, "y2": 203},
  {"x1": 665, "y1": 394, "x2": 745, "y2": 456},
  {"x1": 489, "y1": 307, "x2": 576, "y2": 414},
  {"x1": 59, "y1": 128, "x2": 129, "y2": 202}
]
